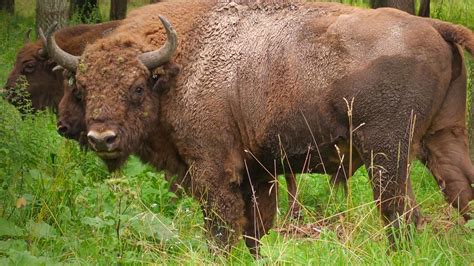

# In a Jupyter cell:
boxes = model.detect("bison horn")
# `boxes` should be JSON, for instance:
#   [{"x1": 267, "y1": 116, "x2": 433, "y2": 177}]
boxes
[
  {"x1": 24, "y1": 28, "x2": 32, "y2": 44},
  {"x1": 52, "y1": 65, "x2": 64, "y2": 72},
  {"x1": 39, "y1": 22, "x2": 79, "y2": 72},
  {"x1": 138, "y1": 16, "x2": 178, "y2": 70}
]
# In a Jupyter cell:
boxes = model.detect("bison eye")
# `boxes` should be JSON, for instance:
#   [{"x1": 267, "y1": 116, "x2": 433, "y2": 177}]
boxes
[
  {"x1": 72, "y1": 87, "x2": 82, "y2": 101},
  {"x1": 134, "y1": 86, "x2": 144, "y2": 95},
  {"x1": 23, "y1": 63, "x2": 36, "y2": 73},
  {"x1": 130, "y1": 85, "x2": 145, "y2": 104}
]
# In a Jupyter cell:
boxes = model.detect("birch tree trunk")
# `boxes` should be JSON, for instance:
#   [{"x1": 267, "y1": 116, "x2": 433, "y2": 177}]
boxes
[
  {"x1": 110, "y1": 0, "x2": 127, "y2": 20},
  {"x1": 35, "y1": 0, "x2": 70, "y2": 36},
  {"x1": 418, "y1": 0, "x2": 430, "y2": 17},
  {"x1": 470, "y1": 65, "x2": 474, "y2": 161}
]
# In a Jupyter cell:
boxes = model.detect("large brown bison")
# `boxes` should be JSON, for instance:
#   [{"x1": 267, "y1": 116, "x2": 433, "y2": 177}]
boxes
[
  {"x1": 58, "y1": 61, "x2": 323, "y2": 219},
  {"x1": 58, "y1": 60, "x2": 360, "y2": 219},
  {"x1": 3, "y1": 21, "x2": 120, "y2": 113},
  {"x1": 43, "y1": 0, "x2": 474, "y2": 255}
]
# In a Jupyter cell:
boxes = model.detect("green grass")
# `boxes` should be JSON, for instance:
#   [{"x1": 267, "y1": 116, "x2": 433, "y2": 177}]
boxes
[{"x1": 1, "y1": 0, "x2": 473, "y2": 264}]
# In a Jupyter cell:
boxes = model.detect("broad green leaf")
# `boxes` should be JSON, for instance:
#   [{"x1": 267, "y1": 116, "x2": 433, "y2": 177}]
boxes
[
  {"x1": 27, "y1": 169, "x2": 41, "y2": 180},
  {"x1": 128, "y1": 212, "x2": 176, "y2": 241},
  {"x1": 58, "y1": 206, "x2": 72, "y2": 223},
  {"x1": 465, "y1": 219, "x2": 474, "y2": 230},
  {"x1": 0, "y1": 218, "x2": 24, "y2": 237},
  {"x1": 0, "y1": 240, "x2": 27, "y2": 252},
  {"x1": 123, "y1": 156, "x2": 148, "y2": 177},
  {"x1": 7, "y1": 250, "x2": 57, "y2": 265},
  {"x1": 27, "y1": 221, "x2": 57, "y2": 239},
  {"x1": 81, "y1": 216, "x2": 114, "y2": 229}
]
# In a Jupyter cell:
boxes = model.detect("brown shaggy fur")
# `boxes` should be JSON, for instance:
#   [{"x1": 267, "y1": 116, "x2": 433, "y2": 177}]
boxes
[
  {"x1": 57, "y1": 1, "x2": 473, "y2": 255},
  {"x1": 3, "y1": 21, "x2": 120, "y2": 113}
]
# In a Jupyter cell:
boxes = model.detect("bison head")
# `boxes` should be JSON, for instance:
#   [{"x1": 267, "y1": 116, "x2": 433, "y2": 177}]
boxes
[
  {"x1": 57, "y1": 63, "x2": 180, "y2": 151},
  {"x1": 3, "y1": 30, "x2": 63, "y2": 113},
  {"x1": 57, "y1": 71, "x2": 88, "y2": 146},
  {"x1": 42, "y1": 17, "x2": 178, "y2": 171}
]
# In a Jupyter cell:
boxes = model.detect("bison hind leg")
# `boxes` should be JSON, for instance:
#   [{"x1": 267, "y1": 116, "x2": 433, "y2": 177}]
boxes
[
  {"x1": 352, "y1": 128, "x2": 421, "y2": 248},
  {"x1": 424, "y1": 127, "x2": 474, "y2": 221}
]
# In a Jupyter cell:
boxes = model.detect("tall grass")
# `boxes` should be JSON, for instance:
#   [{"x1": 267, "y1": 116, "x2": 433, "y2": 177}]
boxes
[{"x1": 0, "y1": 0, "x2": 473, "y2": 264}]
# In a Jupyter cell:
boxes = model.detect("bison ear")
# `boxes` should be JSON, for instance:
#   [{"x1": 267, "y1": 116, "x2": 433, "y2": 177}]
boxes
[
  {"x1": 150, "y1": 62, "x2": 181, "y2": 94},
  {"x1": 150, "y1": 76, "x2": 169, "y2": 94},
  {"x1": 163, "y1": 62, "x2": 181, "y2": 78},
  {"x1": 37, "y1": 48, "x2": 48, "y2": 59}
]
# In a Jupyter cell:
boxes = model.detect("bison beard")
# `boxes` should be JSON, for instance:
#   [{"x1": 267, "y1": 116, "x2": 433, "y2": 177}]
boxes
[{"x1": 45, "y1": 1, "x2": 474, "y2": 257}]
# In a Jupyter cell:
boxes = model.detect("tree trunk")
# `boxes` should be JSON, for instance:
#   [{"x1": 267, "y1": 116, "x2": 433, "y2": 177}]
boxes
[
  {"x1": 470, "y1": 64, "x2": 474, "y2": 161},
  {"x1": 0, "y1": 0, "x2": 14, "y2": 14},
  {"x1": 110, "y1": 0, "x2": 127, "y2": 20},
  {"x1": 150, "y1": 0, "x2": 161, "y2": 3},
  {"x1": 370, "y1": 0, "x2": 415, "y2": 15},
  {"x1": 418, "y1": 0, "x2": 430, "y2": 17},
  {"x1": 471, "y1": 109, "x2": 474, "y2": 161},
  {"x1": 70, "y1": 0, "x2": 99, "y2": 23},
  {"x1": 36, "y1": 0, "x2": 70, "y2": 37}
]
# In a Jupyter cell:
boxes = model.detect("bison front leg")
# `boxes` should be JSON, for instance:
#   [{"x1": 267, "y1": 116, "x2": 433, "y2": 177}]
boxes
[
  {"x1": 189, "y1": 165, "x2": 246, "y2": 255},
  {"x1": 355, "y1": 133, "x2": 420, "y2": 248},
  {"x1": 284, "y1": 173, "x2": 302, "y2": 220},
  {"x1": 241, "y1": 178, "x2": 277, "y2": 257}
]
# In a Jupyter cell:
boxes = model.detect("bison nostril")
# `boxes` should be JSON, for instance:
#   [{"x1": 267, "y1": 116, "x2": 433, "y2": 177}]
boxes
[
  {"x1": 104, "y1": 135, "x2": 117, "y2": 145},
  {"x1": 57, "y1": 125, "x2": 69, "y2": 135},
  {"x1": 57, "y1": 121, "x2": 69, "y2": 136}
]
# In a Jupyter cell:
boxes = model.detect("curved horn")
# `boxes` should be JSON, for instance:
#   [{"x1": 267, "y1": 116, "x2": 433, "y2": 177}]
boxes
[
  {"x1": 24, "y1": 28, "x2": 32, "y2": 44},
  {"x1": 138, "y1": 16, "x2": 178, "y2": 70},
  {"x1": 37, "y1": 28, "x2": 48, "y2": 58},
  {"x1": 39, "y1": 22, "x2": 79, "y2": 72},
  {"x1": 37, "y1": 27, "x2": 48, "y2": 58}
]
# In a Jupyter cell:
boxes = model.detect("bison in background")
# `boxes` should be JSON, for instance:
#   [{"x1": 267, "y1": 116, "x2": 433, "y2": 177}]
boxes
[
  {"x1": 3, "y1": 21, "x2": 120, "y2": 113},
  {"x1": 43, "y1": 0, "x2": 474, "y2": 256}
]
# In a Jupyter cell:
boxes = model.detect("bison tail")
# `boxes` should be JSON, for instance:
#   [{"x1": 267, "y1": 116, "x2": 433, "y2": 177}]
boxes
[{"x1": 428, "y1": 19, "x2": 474, "y2": 55}]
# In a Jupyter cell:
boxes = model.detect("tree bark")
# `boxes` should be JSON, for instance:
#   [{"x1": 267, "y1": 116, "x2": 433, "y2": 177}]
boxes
[
  {"x1": 370, "y1": 0, "x2": 415, "y2": 15},
  {"x1": 36, "y1": 0, "x2": 70, "y2": 37},
  {"x1": 0, "y1": 0, "x2": 14, "y2": 14},
  {"x1": 70, "y1": 0, "x2": 99, "y2": 23},
  {"x1": 470, "y1": 66, "x2": 474, "y2": 161},
  {"x1": 418, "y1": 0, "x2": 430, "y2": 17},
  {"x1": 471, "y1": 113, "x2": 474, "y2": 161},
  {"x1": 110, "y1": 0, "x2": 127, "y2": 20}
]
